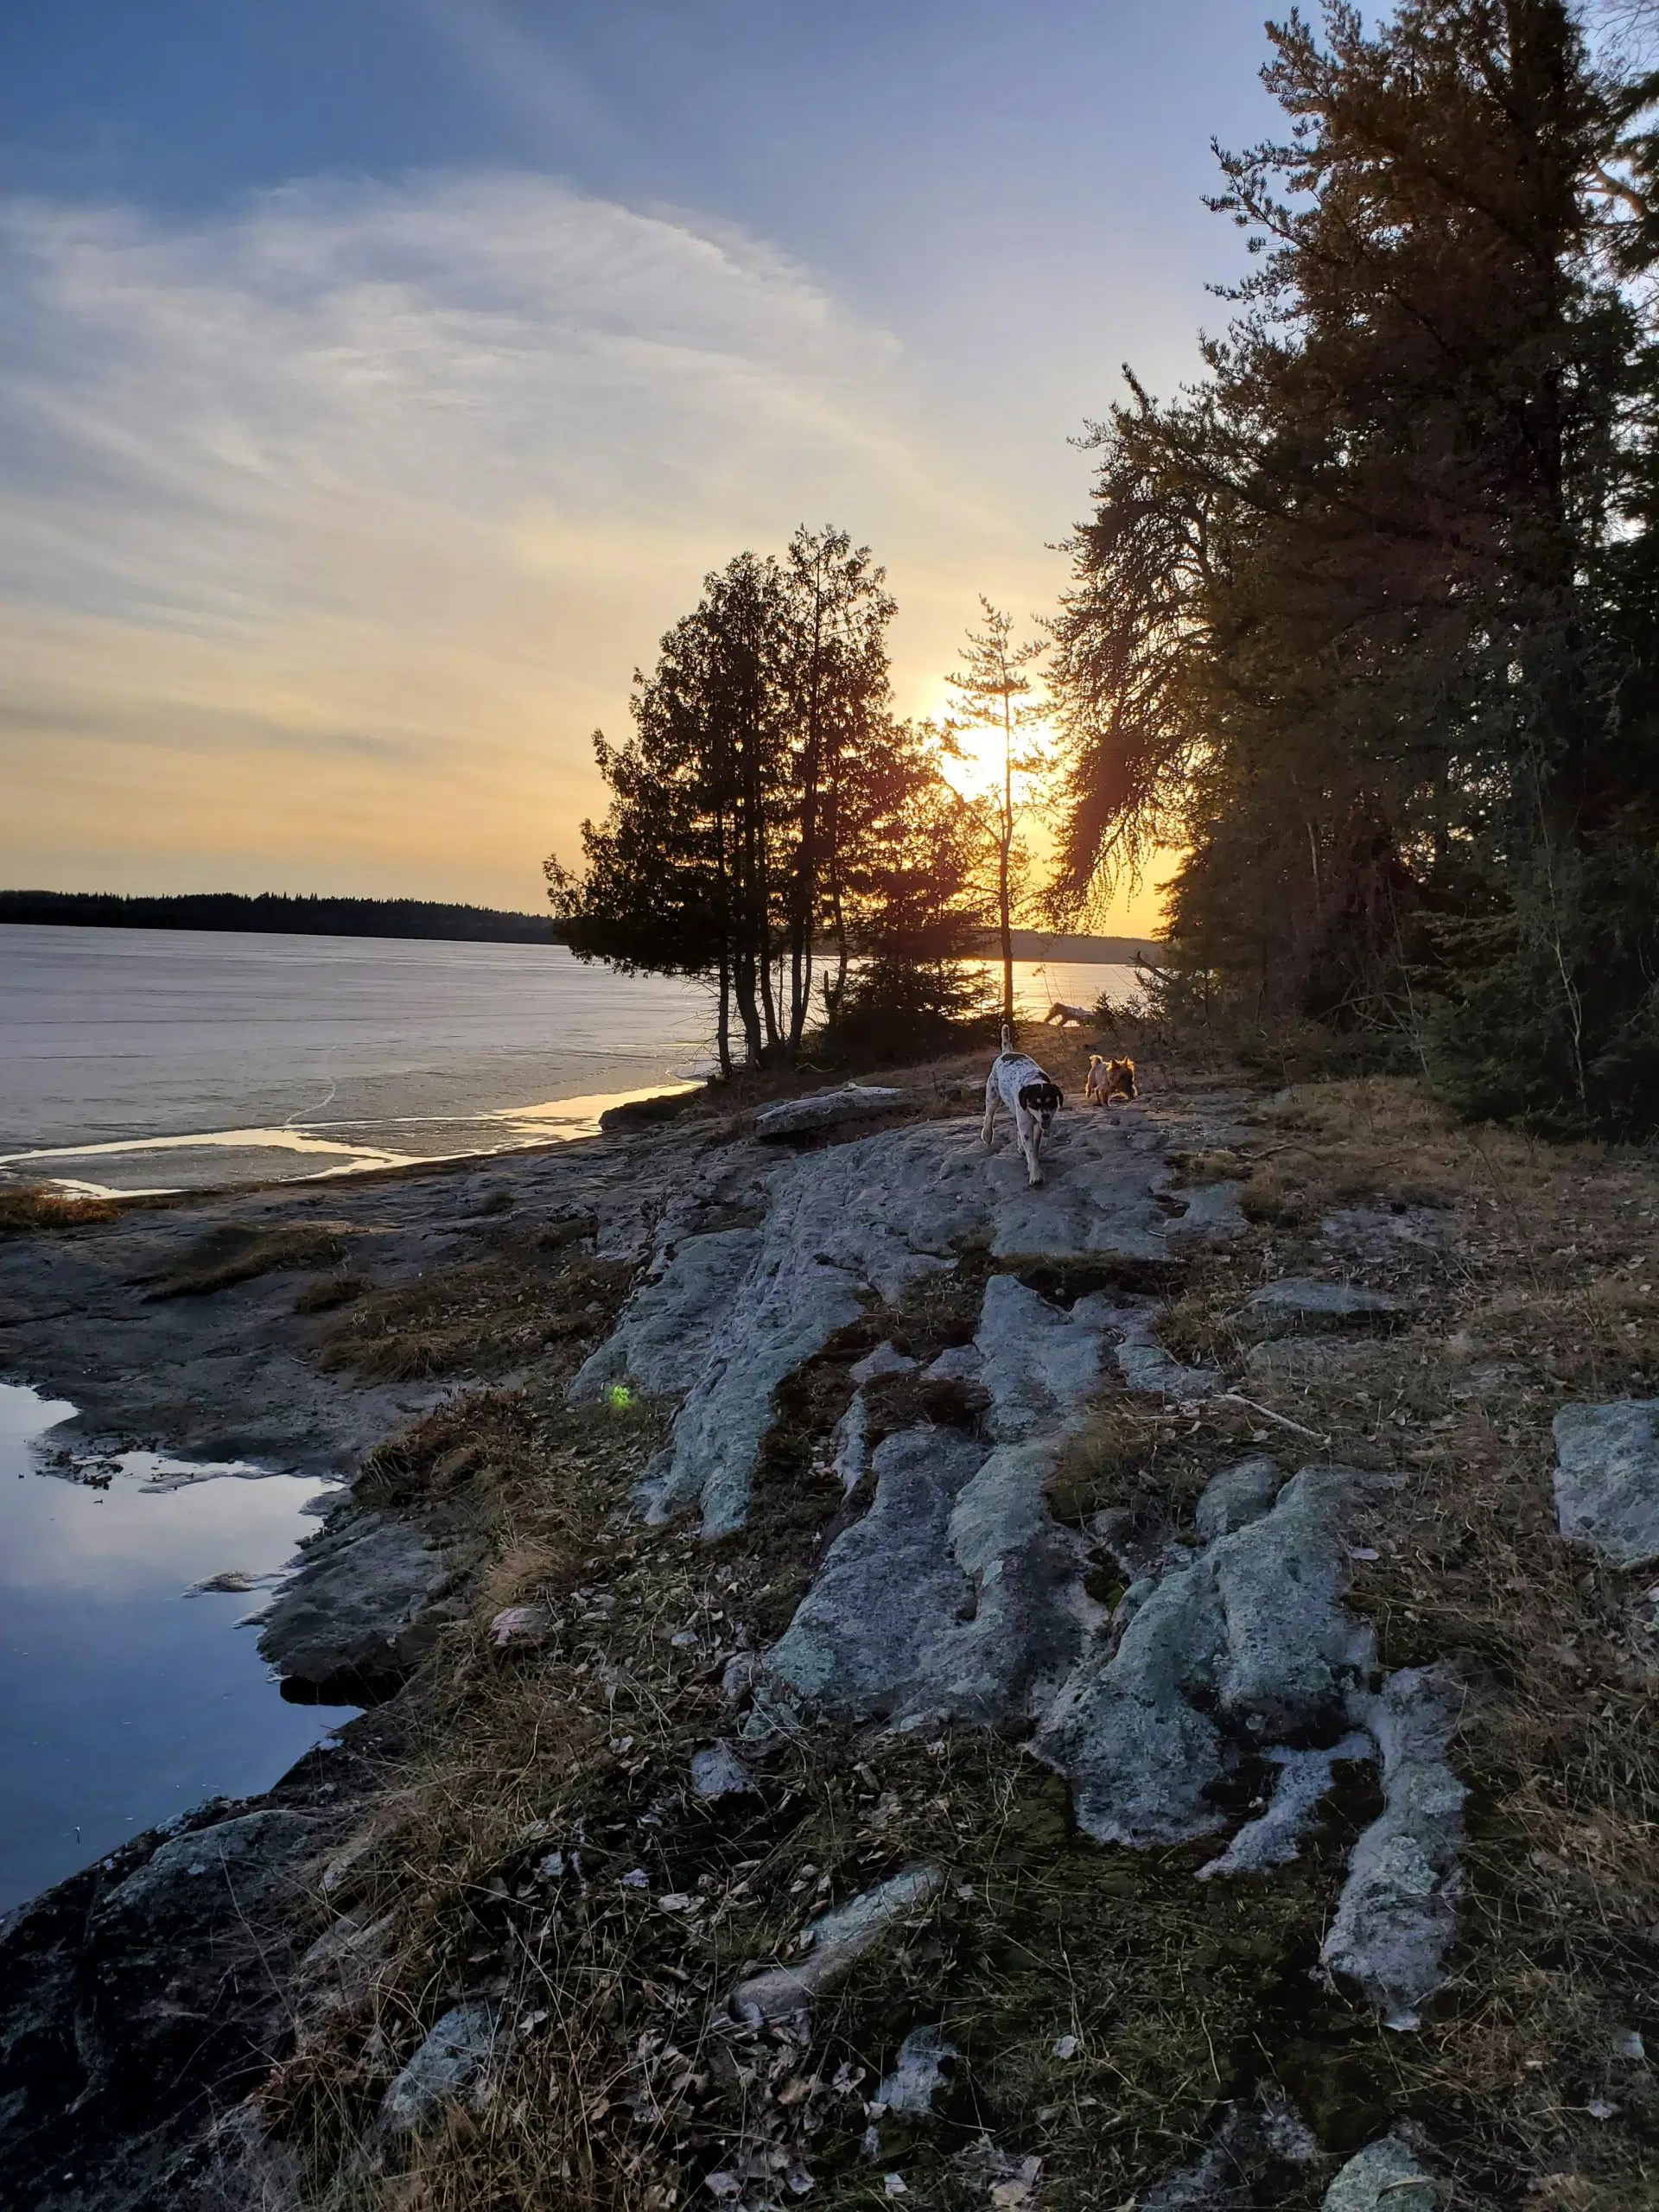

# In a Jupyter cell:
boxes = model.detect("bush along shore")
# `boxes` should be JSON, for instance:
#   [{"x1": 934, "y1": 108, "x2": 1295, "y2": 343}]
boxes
[{"x1": 1, "y1": 1026, "x2": 1657, "y2": 2211}]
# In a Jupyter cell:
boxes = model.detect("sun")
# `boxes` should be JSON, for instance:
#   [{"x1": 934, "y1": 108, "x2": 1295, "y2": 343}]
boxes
[{"x1": 927, "y1": 701, "x2": 1058, "y2": 805}]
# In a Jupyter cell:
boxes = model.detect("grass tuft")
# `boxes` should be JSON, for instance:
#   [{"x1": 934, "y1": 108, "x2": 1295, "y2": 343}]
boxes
[
  {"x1": 146, "y1": 1218, "x2": 354, "y2": 1299},
  {"x1": 0, "y1": 1181, "x2": 120, "y2": 1236},
  {"x1": 310, "y1": 1236, "x2": 635, "y2": 1382}
]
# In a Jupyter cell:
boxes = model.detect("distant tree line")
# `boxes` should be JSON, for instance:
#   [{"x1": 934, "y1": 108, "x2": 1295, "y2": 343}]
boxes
[
  {"x1": 1045, "y1": 0, "x2": 1659, "y2": 1135},
  {"x1": 547, "y1": 526, "x2": 1001, "y2": 1075},
  {"x1": 0, "y1": 890, "x2": 562, "y2": 944}
]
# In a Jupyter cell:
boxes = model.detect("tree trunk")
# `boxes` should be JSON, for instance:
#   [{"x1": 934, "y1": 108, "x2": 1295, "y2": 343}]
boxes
[
  {"x1": 715, "y1": 950, "x2": 733, "y2": 1080},
  {"x1": 788, "y1": 609, "x2": 824, "y2": 1058},
  {"x1": 734, "y1": 943, "x2": 764, "y2": 1066},
  {"x1": 1000, "y1": 700, "x2": 1015, "y2": 1029},
  {"x1": 758, "y1": 910, "x2": 781, "y2": 1056}
]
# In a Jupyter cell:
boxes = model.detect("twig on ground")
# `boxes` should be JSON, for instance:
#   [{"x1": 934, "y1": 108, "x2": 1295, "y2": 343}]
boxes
[{"x1": 1210, "y1": 1392, "x2": 1329, "y2": 1446}]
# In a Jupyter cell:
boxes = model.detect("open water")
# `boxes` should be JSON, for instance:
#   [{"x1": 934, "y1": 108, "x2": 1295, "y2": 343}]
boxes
[{"x1": 0, "y1": 924, "x2": 1140, "y2": 1195}]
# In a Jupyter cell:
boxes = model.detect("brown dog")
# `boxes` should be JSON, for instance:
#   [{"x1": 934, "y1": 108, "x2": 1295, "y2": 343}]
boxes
[{"x1": 1084, "y1": 1053, "x2": 1137, "y2": 1105}]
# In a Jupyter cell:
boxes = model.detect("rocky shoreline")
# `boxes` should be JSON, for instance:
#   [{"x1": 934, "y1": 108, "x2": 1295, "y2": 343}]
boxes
[
  {"x1": 0, "y1": 1116, "x2": 734, "y2": 2209},
  {"x1": 3, "y1": 1061, "x2": 1657, "y2": 2209}
]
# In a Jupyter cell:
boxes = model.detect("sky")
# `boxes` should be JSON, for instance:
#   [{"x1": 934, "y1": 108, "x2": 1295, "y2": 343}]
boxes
[{"x1": 0, "y1": 2, "x2": 1285, "y2": 931}]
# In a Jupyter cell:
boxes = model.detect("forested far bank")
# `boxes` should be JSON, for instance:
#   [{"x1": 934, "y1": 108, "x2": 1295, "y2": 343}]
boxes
[
  {"x1": 0, "y1": 891, "x2": 563, "y2": 944},
  {"x1": 970, "y1": 928, "x2": 1163, "y2": 964}
]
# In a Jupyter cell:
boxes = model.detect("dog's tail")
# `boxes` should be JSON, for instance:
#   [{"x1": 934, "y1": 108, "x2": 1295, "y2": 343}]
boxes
[{"x1": 1000, "y1": 1022, "x2": 1016, "y2": 1055}]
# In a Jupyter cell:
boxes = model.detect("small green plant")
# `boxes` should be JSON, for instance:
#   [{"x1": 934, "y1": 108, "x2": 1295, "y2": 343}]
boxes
[{"x1": 607, "y1": 1382, "x2": 633, "y2": 1410}]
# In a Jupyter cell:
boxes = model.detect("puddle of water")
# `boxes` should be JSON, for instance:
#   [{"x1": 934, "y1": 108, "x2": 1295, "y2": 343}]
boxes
[{"x1": 0, "y1": 1381, "x2": 353, "y2": 1914}]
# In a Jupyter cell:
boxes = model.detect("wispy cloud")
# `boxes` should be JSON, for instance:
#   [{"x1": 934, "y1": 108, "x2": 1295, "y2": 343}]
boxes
[{"x1": 0, "y1": 172, "x2": 1046, "y2": 901}]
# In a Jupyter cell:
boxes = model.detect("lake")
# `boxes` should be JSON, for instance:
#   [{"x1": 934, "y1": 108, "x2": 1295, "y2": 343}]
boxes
[
  {"x1": 0, "y1": 924, "x2": 718, "y2": 1194},
  {"x1": 0, "y1": 925, "x2": 1140, "y2": 1194}
]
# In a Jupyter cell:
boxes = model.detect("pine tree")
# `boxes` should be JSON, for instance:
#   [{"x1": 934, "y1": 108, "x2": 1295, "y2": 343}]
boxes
[
  {"x1": 1050, "y1": 1, "x2": 1659, "y2": 1127},
  {"x1": 779, "y1": 527, "x2": 895, "y2": 1051},
  {"x1": 547, "y1": 535, "x2": 981, "y2": 1074},
  {"x1": 945, "y1": 601, "x2": 1047, "y2": 1030}
]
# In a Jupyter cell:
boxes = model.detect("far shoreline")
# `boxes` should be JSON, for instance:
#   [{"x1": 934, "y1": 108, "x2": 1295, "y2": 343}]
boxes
[{"x1": 1, "y1": 896, "x2": 1164, "y2": 965}]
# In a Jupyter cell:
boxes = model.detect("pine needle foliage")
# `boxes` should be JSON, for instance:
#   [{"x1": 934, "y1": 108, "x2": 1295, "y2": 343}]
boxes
[
  {"x1": 1049, "y1": 0, "x2": 1659, "y2": 1133},
  {"x1": 547, "y1": 531, "x2": 990, "y2": 1075}
]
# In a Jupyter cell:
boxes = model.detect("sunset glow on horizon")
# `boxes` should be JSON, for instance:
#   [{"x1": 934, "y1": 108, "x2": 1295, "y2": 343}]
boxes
[{"x1": 0, "y1": 3, "x2": 1274, "y2": 936}]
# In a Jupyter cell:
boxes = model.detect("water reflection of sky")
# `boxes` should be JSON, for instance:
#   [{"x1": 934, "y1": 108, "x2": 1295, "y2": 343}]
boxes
[{"x1": 0, "y1": 1382, "x2": 351, "y2": 1912}]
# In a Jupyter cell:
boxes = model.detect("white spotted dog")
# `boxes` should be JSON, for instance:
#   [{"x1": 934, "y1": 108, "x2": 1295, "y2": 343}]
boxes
[{"x1": 982, "y1": 1025, "x2": 1065, "y2": 1186}]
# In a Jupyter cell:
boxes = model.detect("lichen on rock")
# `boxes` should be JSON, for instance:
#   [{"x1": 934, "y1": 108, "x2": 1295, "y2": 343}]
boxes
[
  {"x1": 1320, "y1": 1668, "x2": 1466, "y2": 2031},
  {"x1": 603, "y1": 1112, "x2": 1197, "y2": 1538},
  {"x1": 1236, "y1": 1278, "x2": 1402, "y2": 1333},
  {"x1": 728, "y1": 1864, "x2": 947, "y2": 2027},
  {"x1": 1320, "y1": 2133, "x2": 1436, "y2": 2211},
  {"x1": 376, "y1": 2002, "x2": 500, "y2": 2139},
  {"x1": 1551, "y1": 1400, "x2": 1659, "y2": 1568},
  {"x1": 1032, "y1": 1463, "x2": 1380, "y2": 1847}
]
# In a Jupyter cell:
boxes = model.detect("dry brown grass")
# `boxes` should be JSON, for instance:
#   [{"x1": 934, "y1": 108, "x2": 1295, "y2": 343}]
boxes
[
  {"x1": 294, "y1": 1274, "x2": 372, "y2": 1315},
  {"x1": 1071, "y1": 1077, "x2": 1659, "y2": 2202},
  {"x1": 310, "y1": 1230, "x2": 633, "y2": 1382},
  {"x1": 145, "y1": 1217, "x2": 355, "y2": 1298},
  {"x1": 0, "y1": 1180, "x2": 121, "y2": 1236}
]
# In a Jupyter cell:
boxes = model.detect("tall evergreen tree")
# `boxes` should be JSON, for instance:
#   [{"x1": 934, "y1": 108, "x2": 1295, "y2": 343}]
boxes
[
  {"x1": 546, "y1": 551, "x2": 790, "y2": 1075},
  {"x1": 945, "y1": 601, "x2": 1047, "y2": 1029},
  {"x1": 1051, "y1": 0, "x2": 1659, "y2": 1128},
  {"x1": 547, "y1": 533, "x2": 975, "y2": 1072},
  {"x1": 779, "y1": 527, "x2": 895, "y2": 1048}
]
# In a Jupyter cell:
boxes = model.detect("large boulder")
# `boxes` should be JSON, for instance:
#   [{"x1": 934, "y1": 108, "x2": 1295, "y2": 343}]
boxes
[
  {"x1": 1208, "y1": 1465, "x2": 1378, "y2": 1733},
  {"x1": 1033, "y1": 1464, "x2": 1379, "y2": 1847},
  {"x1": 567, "y1": 1226, "x2": 762, "y2": 1404},
  {"x1": 92, "y1": 1808, "x2": 316, "y2": 1931},
  {"x1": 747, "y1": 1274, "x2": 1118, "y2": 1732},
  {"x1": 0, "y1": 1801, "x2": 334, "y2": 2211},
  {"x1": 753, "y1": 1085, "x2": 911, "y2": 1139},
  {"x1": 752, "y1": 1428, "x2": 982, "y2": 1722},
  {"x1": 971, "y1": 1274, "x2": 1120, "y2": 1440},
  {"x1": 1032, "y1": 1555, "x2": 1232, "y2": 1846},
  {"x1": 626, "y1": 1116, "x2": 1186, "y2": 1537}
]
